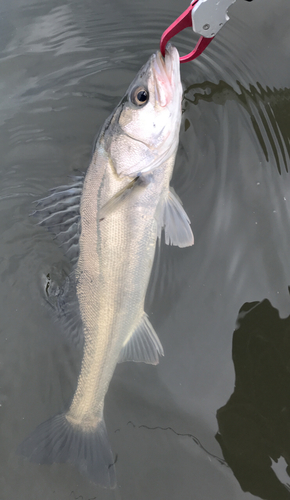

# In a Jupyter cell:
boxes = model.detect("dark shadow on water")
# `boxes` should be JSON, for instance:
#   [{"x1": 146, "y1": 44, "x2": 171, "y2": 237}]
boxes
[
  {"x1": 184, "y1": 81, "x2": 290, "y2": 175},
  {"x1": 216, "y1": 298, "x2": 290, "y2": 499}
]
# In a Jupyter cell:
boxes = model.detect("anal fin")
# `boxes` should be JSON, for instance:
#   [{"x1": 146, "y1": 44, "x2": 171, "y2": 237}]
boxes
[{"x1": 118, "y1": 313, "x2": 163, "y2": 365}]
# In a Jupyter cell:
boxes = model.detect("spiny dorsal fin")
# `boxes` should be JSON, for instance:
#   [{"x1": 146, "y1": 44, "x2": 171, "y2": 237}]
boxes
[
  {"x1": 118, "y1": 313, "x2": 163, "y2": 365},
  {"x1": 32, "y1": 175, "x2": 84, "y2": 266}
]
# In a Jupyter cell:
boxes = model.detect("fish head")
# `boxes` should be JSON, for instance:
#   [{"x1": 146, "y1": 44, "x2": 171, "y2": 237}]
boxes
[{"x1": 102, "y1": 45, "x2": 182, "y2": 178}]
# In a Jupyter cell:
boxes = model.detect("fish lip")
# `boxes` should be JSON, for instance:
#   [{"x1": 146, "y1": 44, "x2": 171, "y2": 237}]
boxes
[
  {"x1": 152, "y1": 45, "x2": 180, "y2": 107},
  {"x1": 160, "y1": 44, "x2": 179, "y2": 79}
]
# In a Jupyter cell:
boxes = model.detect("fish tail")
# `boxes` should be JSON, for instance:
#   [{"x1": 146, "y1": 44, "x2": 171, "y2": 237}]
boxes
[{"x1": 17, "y1": 413, "x2": 116, "y2": 488}]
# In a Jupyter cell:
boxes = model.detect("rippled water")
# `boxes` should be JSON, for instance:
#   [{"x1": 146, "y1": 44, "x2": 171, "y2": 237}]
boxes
[{"x1": 1, "y1": 0, "x2": 290, "y2": 498}]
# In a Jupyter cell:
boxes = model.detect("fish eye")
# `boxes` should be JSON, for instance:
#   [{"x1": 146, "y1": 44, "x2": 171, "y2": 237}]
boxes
[{"x1": 131, "y1": 87, "x2": 149, "y2": 106}]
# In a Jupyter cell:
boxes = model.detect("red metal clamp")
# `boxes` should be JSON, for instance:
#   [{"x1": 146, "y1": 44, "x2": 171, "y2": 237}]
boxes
[
  {"x1": 161, "y1": 0, "x2": 228, "y2": 63},
  {"x1": 160, "y1": 1, "x2": 215, "y2": 63}
]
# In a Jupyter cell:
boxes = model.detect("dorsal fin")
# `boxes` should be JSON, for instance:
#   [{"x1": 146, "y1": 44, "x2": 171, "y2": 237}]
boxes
[
  {"x1": 32, "y1": 175, "x2": 84, "y2": 266},
  {"x1": 56, "y1": 273, "x2": 84, "y2": 348}
]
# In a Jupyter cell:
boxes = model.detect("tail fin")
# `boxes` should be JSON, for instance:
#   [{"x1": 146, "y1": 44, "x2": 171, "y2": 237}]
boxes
[{"x1": 18, "y1": 413, "x2": 116, "y2": 488}]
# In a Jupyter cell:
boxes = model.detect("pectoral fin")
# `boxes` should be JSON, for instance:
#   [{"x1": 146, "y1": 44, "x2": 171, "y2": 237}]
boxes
[
  {"x1": 99, "y1": 176, "x2": 143, "y2": 220},
  {"x1": 157, "y1": 187, "x2": 194, "y2": 248},
  {"x1": 118, "y1": 313, "x2": 163, "y2": 365}
]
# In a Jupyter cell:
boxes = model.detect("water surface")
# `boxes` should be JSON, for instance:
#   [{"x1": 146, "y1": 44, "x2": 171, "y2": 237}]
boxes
[{"x1": 1, "y1": 0, "x2": 290, "y2": 498}]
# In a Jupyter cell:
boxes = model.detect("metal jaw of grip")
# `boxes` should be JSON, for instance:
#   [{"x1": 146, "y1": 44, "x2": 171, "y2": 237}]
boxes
[{"x1": 160, "y1": 0, "x2": 236, "y2": 63}]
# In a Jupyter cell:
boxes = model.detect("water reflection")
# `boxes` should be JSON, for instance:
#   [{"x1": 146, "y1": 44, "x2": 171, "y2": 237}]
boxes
[
  {"x1": 184, "y1": 81, "x2": 290, "y2": 174},
  {"x1": 216, "y1": 299, "x2": 290, "y2": 499}
]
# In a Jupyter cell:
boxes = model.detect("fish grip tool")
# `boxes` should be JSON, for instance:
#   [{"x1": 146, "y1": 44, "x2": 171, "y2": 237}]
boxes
[{"x1": 160, "y1": 0, "x2": 237, "y2": 62}]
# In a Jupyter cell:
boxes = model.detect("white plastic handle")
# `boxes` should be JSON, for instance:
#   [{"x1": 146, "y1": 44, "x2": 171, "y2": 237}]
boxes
[{"x1": 191, "y1": 0, "x2": 237, "y2": 38}]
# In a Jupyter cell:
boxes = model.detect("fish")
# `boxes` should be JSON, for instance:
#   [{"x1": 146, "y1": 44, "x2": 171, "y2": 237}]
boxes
[{"x1": 18, "y1": 45, "x2": 194, "y2": 488}]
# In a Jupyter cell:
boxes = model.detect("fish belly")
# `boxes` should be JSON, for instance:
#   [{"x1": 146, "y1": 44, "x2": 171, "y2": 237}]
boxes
[{"x1": 68, "y1": 158, "x2": 160, "y2": 425}]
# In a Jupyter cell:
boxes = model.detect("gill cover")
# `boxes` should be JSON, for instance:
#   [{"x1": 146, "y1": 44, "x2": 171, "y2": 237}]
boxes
[{"x1": 102, "y1": 46, "x2": 182, "y2": 178}]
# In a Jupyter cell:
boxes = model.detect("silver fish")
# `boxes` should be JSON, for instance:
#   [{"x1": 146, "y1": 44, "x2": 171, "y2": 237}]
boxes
[{"x1": 19, "y1": 45, "x2": 194, "y2": 488}]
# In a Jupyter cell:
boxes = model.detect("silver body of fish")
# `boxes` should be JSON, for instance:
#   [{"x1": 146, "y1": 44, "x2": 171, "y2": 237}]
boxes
[{"x1": 19, "y1": 45, "x2": 194, "y2": 487}]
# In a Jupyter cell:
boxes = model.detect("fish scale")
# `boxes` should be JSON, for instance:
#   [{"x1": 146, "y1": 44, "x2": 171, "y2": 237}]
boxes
[{"x1": 18, "y1": 45, "x2": 193, "y2": 488}]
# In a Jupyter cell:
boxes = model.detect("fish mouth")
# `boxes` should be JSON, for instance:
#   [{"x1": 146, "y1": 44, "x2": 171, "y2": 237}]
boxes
[{"x1": 152, "y1": 45, "x2": 181, "y2": 107}]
